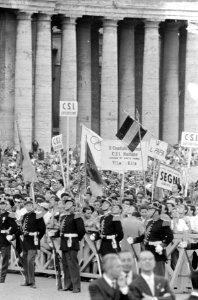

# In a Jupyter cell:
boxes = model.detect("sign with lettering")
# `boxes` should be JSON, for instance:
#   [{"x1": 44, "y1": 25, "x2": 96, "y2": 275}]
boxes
[
  {"x1": 52, "y1": 134, "x2": 63, "y2": 152},
  {"x1": 101, "y1": 140, "x2": 148, "y2": 171},
  {"x1": 60, "y1": 101, "x2": 78, "y2": 117},
  {"x1": 156, "y1": 164, "x2": 181, "y2": 191},
  {"x1": 181, "y1": 131, "x2": 198, "y2": 148},
  {"x1": 148, "y1": 138, "x2": 168, "y2": 161}
]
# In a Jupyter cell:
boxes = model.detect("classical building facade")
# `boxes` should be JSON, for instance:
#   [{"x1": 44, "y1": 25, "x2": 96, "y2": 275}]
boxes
[{"x1": 0, "y1": 0, "x2": 198, "y2": 151}]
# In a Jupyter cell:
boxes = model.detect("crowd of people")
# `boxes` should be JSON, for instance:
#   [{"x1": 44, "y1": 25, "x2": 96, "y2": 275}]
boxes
[{"x1": 0, "y1": 141, "x2": 198, "y2": 299}]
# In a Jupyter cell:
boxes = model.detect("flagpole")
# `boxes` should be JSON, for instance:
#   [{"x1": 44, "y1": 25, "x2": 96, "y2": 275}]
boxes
[
  {"x1": 151, "y1": 156, "x2": 156, "y2": 202},
  {"x1": 31, "y1": 182, "x2": 36, "y2": 209},
  {"x1": 185, "y1": 147, "x2": 192, "y2": 197},
  {"x1": 120, "y1": 171, "x2": 125, "y2": 203},
  {"x1": 136, "y1": 110, "x2": 146, "y2": 195},
  {"x1": 84, "y1": 135, "x2": 88, "y2": 193}
]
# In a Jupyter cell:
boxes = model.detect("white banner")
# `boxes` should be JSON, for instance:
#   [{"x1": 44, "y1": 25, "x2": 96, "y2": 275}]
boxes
[
  {"x1": 101, "y1": 140, "x2": 148, "y2": 171},
  {"x1": 52, "y1": 134, "x2": 63, "y2": 152},
  {"x1": 148, "y1": 138, "x2": 168, "y2": 161},
  {"x1": 181, "y1": 131, "x2": 198, "y2": 148},
  {"x1": 156, "y1": 164, "x2": 181, "y2": 191},
  {"x1": 60, "y1": 101, "x2": 78, "y2": 117}
]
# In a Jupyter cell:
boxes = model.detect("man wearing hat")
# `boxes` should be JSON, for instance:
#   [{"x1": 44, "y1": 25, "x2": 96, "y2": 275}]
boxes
[
  {"x1": 127, "y1": 202, "x2": 173, "y2": 276},
  {"x1": 49, "y1": 198, "x2": 85, "y2": 293},
  {"x1": 20, "y1": 199, "x2": 46, "y2": 288},
  {"x1": 91, "y1": 198, "x2": 124, "y2": 256},
  {"x1": 0, "y1": 198, "x2": 18, "y2": 283}
]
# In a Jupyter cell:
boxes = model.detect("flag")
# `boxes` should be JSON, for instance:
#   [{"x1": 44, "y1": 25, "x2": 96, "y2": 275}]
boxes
[
  {"x1": 80, "y1": 124, "x2": 102, "y2": 167},
  {"x1": 16, "y1": 122, "x2": 37, "y2": 183},
  {"x1": 86, "y1": 142, "x2": 103, "y2": 197},
  {"x1": 116, "y1": 115, "x2": 147, "y2": 152}
]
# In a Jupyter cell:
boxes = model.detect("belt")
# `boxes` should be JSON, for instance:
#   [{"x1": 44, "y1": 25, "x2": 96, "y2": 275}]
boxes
[
  {"x1": 63, "y1": 233, "x2": 78, "y2": 238},
  {"x1": 0, "y1": 230, "x2": 8, "y2": 234},
  {"x1": 24, "y1": 232, "x2": 38, "y2": 246},
  {"x1": 27, "y1": 232, "x2": 38, "y2": 236},
  {"x1": 62, "y1": 233, "x2": 78, "y2": 248},
  {"x1": 101, "y1": 235, "x2": 116, "y2": 240},
  {"x1": 101, "y1": 235, "x2": 117, "y2": 249},
  {"x1": 148, "y1": 241, "x2": 162, "y2": 246}
]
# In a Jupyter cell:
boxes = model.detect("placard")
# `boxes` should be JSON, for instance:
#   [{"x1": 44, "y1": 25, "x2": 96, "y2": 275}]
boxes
[
  {"x1": 181, "y1": 131, "x2": 198, "y2": 148},
  {"x1": 52, "y1": 134, "x2": 63, "y2": 152},
  {"x1": 148, "y1": 138, "x2": 168, "y2": 161},
  {"x1": 60, "y1": 101, "x2": 78, "y2": 117},
  {"x1": 156, "y1": 164, "x2": 181, "y2": 191},
  {"x1": 101, "y1": 140, "x2": 148, "y2": 171}
]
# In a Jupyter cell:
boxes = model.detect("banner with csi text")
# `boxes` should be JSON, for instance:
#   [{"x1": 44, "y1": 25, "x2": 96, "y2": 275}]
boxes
[
  {"x1": 101, "y1": 140, "x2": 148, "y2": 171},
  {"x1": 156, "y1": 164, "x2": 181, "y2": 191}
]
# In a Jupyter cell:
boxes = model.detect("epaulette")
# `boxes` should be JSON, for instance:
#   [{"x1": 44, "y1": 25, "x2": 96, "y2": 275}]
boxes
[
  {"x1": 36, "y1": 212, "x2": 45, "y2": 219},
  {"x1": 161, "y1": 213, "x2": 171, "y2": 226},
  {"x1": 112, "y1": 215, "x2": 121, "y2": 221},
  {"x1": 74, "y1": 212, "x2": 82, "y2": 219},
  {"x1": 8, "y1": 212, "x2": 16, "y2": 219}
]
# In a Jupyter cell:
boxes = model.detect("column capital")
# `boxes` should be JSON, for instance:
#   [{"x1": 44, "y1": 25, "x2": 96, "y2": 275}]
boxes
[
  {"x1": 16, "y1": 11, "x2": 32, "y2": 20},
  {"x1": 37, "y1": 14, "x2": 51, "y2": 22},
  {"x1": 144, "y1": 19, "x2": 161, "y2": 29},
  {"x1": 164, "y1": 20, "x2": 181, "y2": 31},
  {"x1": 103, "y1": 19, "x2": 118, "y2": 28},
  {"x1": 61, "y1": 16, "x2": 77, "y2": 26},
  {"x1": 77, "y1": 18, "x2": 92, "y2": 28}
]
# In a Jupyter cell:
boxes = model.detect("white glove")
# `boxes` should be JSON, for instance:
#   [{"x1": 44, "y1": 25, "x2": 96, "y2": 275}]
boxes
[
  {"x1": 127, "y1": 237, "x2": 134, "y2": 245},
  {"x1": 6, "y1": 235, "x2": 13, "y2": 242},
  {"x1": 178, "y1": 241, "x2": 188, "y2": 248},
  {"x1": 155, "y1": 244, "x2": 163, "y2": 255},
  {"x1": 90, "y1": 233, "x2": 96, "y2": 241}
]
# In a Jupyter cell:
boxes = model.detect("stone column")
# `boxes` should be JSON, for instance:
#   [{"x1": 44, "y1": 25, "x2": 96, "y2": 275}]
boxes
[
  {"x1": 142, "y1": 20, "x2": 160, "y2": 138},
  {"x1": 59, "y1": 17, "x2": 77, "y2": 148},
  {"x1": 0, "y1": 12, "x2": 16, "y2": 148},
  {"x1": 15, "y1": 12, "x2": 33, "y2": 150},
  {"x1": 118, "y1": 20, "x2": 135, "y2": 127},
  {"x1": 91, "y1": 22, "x2": 100, "y2": 135},
  {"x1": 100, "y1": 19, "x2": 118, "y2": 138},
  {"x1": 184, "y1": 22, "x2": 198, "y2": 132},
  {"x1": 34, "y1": 14, "x2": 52, "y2": 152},
  {"x1": 77, "y1": 19, "x2": 92, "y2": 143},
  {"x1": 161, "y1": 22, "x2": 180, "y2": 144}
]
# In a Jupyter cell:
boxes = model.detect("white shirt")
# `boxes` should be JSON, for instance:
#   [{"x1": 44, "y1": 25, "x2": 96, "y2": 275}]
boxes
[
  {"x1": 15, "y1": 207, "x2": 27, "y2": 221},
  {"x1": 189, "y1": 215, "x2": 198, "y2": 232},
  {"x1": 56, "y1": 188, "x2": 65, "y2": 199},
  {"x1": 141, "y1": 272, "x2": 155, "y2": 296},
  {"x1": 123, "y1": 271, "x2": 133, "y2": 285},
  {"x1": 171, "y1": 218, "x2": 189, "y2": 232},
  {"x1": 103, "y1": 273, "x2": 128, "y2": 295}
]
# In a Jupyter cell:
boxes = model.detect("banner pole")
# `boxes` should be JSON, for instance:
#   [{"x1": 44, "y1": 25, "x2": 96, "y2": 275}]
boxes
[
  {"x1": 185, "y1": 147, "x2": 192, "y2": 197},
  {"x1": 66, "y1": 117, "x2": 70, "y2": 187},
  {"x1": 31, "y1": 182, "x2": 36, "y2": 209},
  {"x1": 59, "y1": 150, "x2": 66, "y2": 189},
  {"x1": 151, "y1": 156, "x2": 156, "y2": 202},
  {"x1": 120, "y1": 171, "x2": 125, "y2": 202}
]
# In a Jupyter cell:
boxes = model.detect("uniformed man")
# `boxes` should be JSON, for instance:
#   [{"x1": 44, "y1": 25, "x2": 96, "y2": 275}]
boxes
[
  {"x1": 127, "y1": 202, "x2": 173, "y2": 276},
  {"x1": 91, "y1": 198, "x2": 124, "y2": 256},
  {"x1": 20, "y1": 200, "x2": 46, "y2": 288},
  {"x1": 0, "y1": 198, "x2": 18, "y2": 283},
  {"x1": 50, "y1": 198, "x2": 85, "y2": 293}
]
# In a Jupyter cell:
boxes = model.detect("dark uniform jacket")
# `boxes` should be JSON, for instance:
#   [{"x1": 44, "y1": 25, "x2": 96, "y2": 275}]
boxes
[
  {"x1": 99, "y1": 213, "x2": 124, "y2": 256},
  {"x1": 188, "y1": 242, "x2": 198, "y2": 250},
  {"x1": 59, "y1": 213, "x2": 85, "y2": 252},
  {"x1": 21, "y1": 211, "x2": 46, "y2": 251},
  {"x1": 128, "y1": 274, "x2": 175, "y2": 300},
  {"x1": 133, "y1": 218, "x2": 173, "y2": 262},
  {"x1": 0, "y1": 211, "x2": 18, "y2": 248}
]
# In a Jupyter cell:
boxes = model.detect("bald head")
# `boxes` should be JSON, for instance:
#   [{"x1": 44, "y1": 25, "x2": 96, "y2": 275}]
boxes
[{"x1": 102, "y1": 254, "x2": 122, "y2": 279}]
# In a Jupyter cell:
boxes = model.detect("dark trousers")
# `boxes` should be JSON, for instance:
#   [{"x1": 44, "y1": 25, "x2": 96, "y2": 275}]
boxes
[
  {"x1": 62, "y1": 250, "x2": 80, "y2": 290},
  {"x1": 0, "y1": 246, "x2": 10, "y2": 282},
  {"x1": 154, "y1": 260, "x2": 165, "y2": 276},
  {"x1": 22, "y1": 250, "x2": 37, "y2": 285}
]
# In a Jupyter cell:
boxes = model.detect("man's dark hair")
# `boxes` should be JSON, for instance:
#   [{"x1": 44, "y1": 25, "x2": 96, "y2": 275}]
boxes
[
  {"x1": 140, "y1": 205, "x2": 148, "y2": 211},
  {"x1": 58, "y1": 179, "x2": 64, "y2": 186}
]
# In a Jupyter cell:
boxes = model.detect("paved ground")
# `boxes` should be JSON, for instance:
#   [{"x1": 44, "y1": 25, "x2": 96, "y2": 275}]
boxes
[{"x1": 1, "y1": 273, "x2": 190, "y2": 300}]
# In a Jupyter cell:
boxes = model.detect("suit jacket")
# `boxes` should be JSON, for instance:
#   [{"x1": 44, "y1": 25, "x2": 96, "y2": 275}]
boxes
[
  {"x1": 89, "y1": 277, "x2": 129, "y2": 300},
  {"x1": 128, "y1": 274, "x2": 175, "y2": 300},
  {"x1": 186, "y1": 295, "x2": 198, "y2": 300}
]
